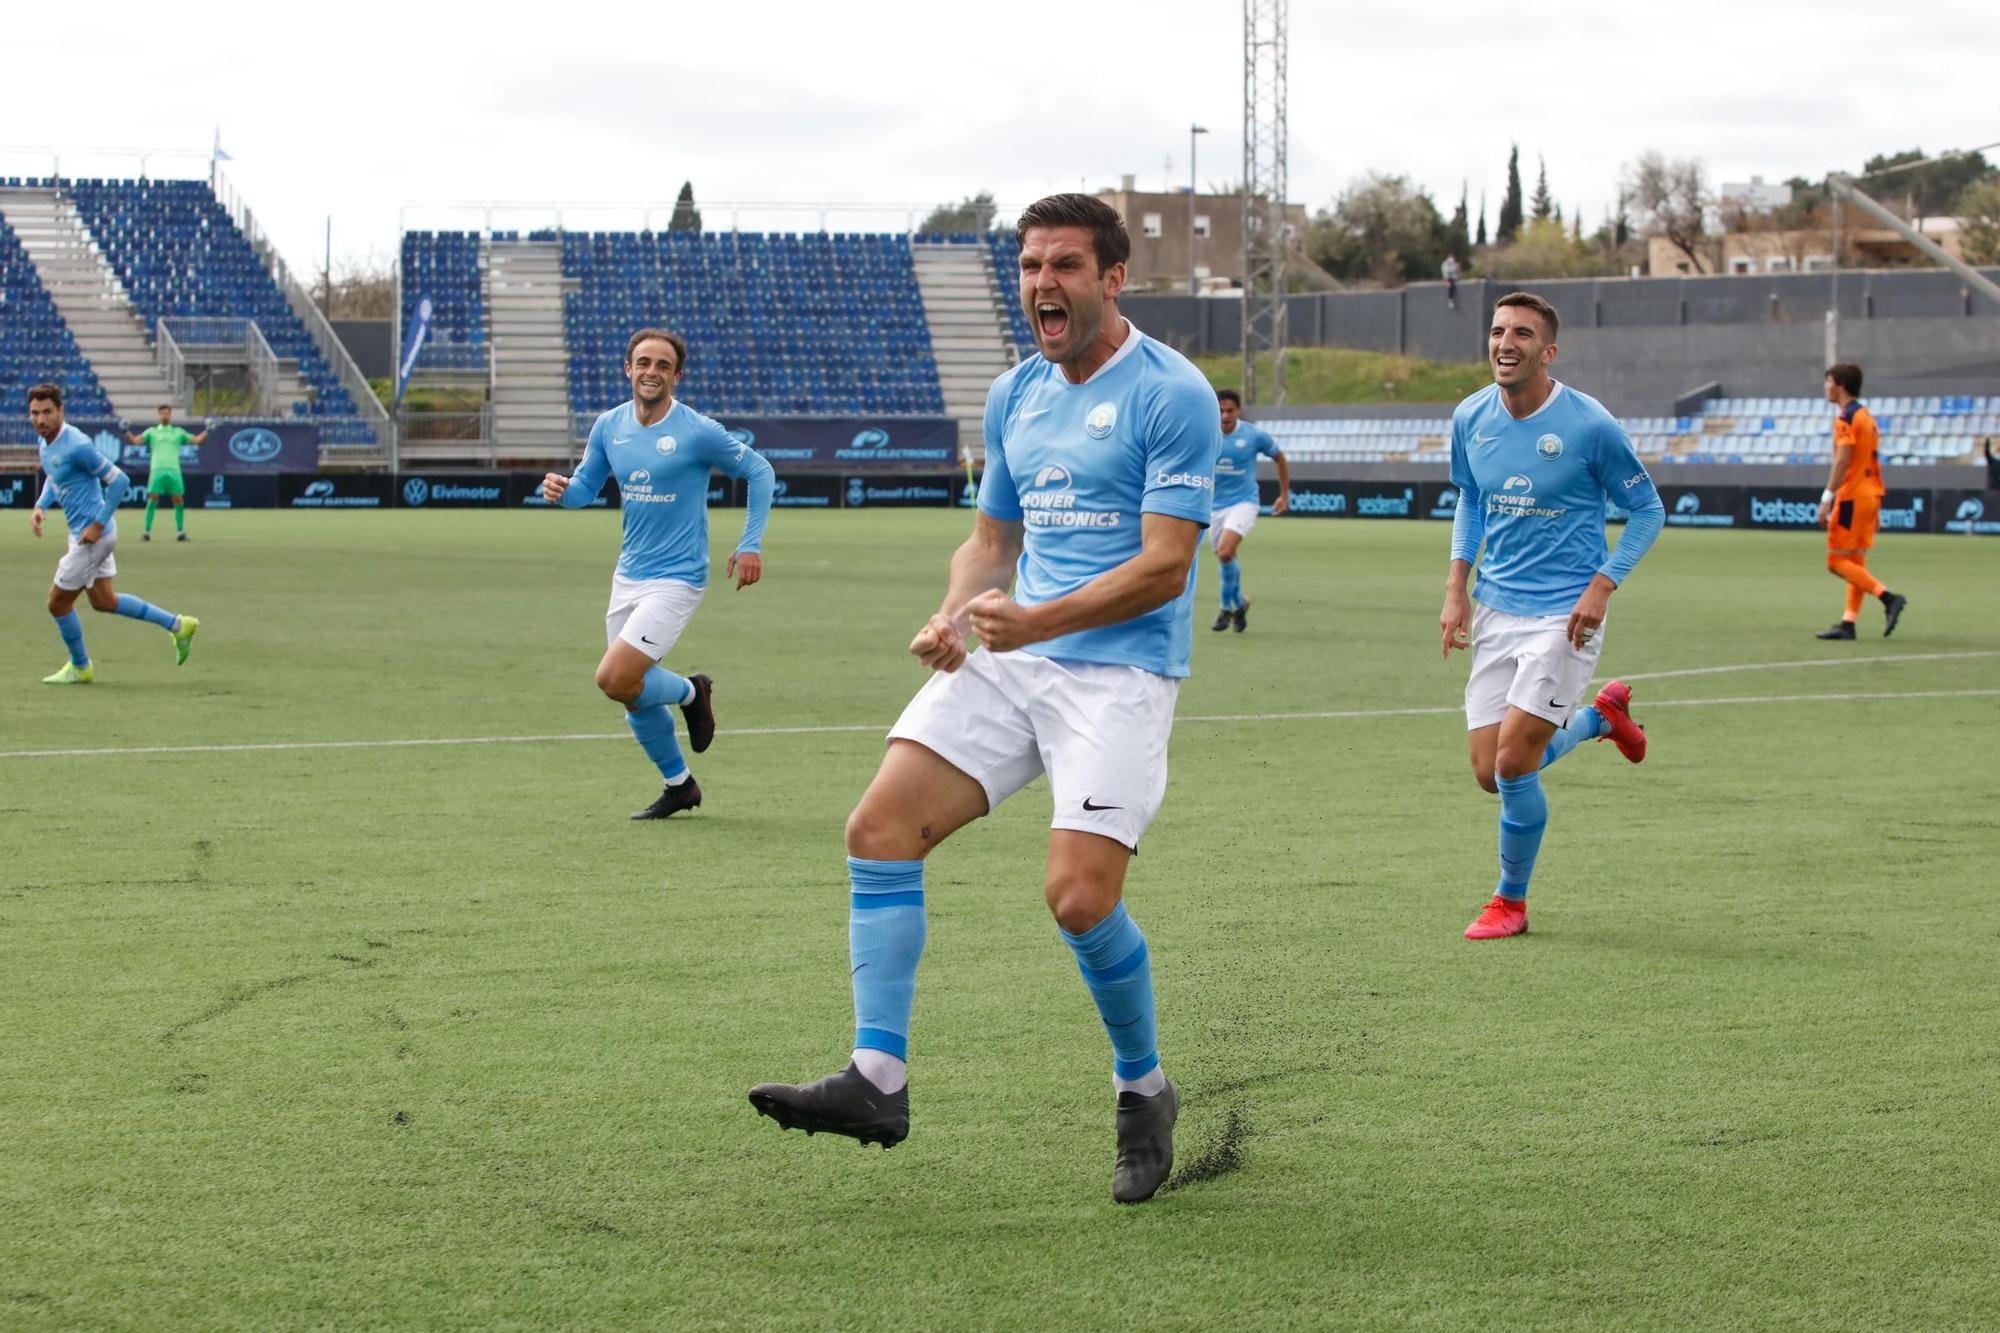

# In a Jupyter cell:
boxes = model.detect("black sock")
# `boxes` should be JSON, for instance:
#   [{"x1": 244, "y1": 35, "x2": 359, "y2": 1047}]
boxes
[{"x1": 1878, "y1": 589, "x2": 1895, "y2": 603}]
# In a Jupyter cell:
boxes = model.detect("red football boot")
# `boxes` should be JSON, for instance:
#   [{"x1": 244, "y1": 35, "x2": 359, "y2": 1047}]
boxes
[
  {"x1": 1593, "y1": 679, "x2": 1647, "y2": 763},
  {"x1": 1464, "y1": 895, "x2": 1528, "y2": 940}
]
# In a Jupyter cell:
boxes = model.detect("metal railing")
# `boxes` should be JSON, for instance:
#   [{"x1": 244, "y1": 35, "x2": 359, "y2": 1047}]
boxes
[
  {"x1": 159, "y1": 316, "x2": 286, "y2": 416},
  {"x1": 398, "y1": 407, "x2": 491, "y2": 443},
  {"x1": 159, "y1": 316, "x2": 251, "y2": 346},
  {"x1": 245, "y1": 321, "x2": 281, "y2": 416},
  {"x1": 155, "y1": 319, "x2": 187, "y2": 405},
  {"x1": 228, "y1": 197, "x2": 396, "y2": 463}
]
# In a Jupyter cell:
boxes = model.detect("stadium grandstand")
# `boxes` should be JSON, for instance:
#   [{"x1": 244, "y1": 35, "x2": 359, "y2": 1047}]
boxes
[
  {"x1": 0, "y1": 174, "x2": 387, "y2": 463},
  {"x1": 1261, "y1": 394, "x2": 2000, "y2": 465},
  {"x1": 395, "y1": 222, "x2": 1032, "y2": 463},
  {"x1": 6, "y1": 166, "x2": 1993, "y2": 482}
]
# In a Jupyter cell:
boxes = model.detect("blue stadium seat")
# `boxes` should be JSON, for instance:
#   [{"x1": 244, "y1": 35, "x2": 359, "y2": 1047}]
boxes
[
  {"x1": 0, "y1": 214, "x2": 114, "y2": 429},
  {"x1": 399, "y1": 230, "x2": 487, "y2": 373},
  {"x1": 59, "y1": 178, "x2": 370, "y2": 440},
  {"x1": 559, "y1": 229, "x2": 944, "y2": 417}
]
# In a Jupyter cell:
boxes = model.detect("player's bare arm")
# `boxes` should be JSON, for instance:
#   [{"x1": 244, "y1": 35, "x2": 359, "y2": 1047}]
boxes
[
  {"x1": 78, "y1": 520, "x2": 104, "y2": 545},
  {"x1": 911, "y1": 510, "x2": 1021, "y2": 671},
  {"x1": 1440, "y1": 559, "x2": 1474, "y2": 657},
  {"x1": 1565, "y1": 573, "x2": 1616, "y2": 650},
  {"x1": 968, "y1": 512, "x2": 1201, "y2": 653},
  {"x1": 726, "y1": 551, "x2": 762, "y2": 590},
  {"x1": 1272, "y1": 453, "x2": 1292, "y2": 516},
  {"x1": 30, "y1": 505, "x2": 45, "y2": 538}
]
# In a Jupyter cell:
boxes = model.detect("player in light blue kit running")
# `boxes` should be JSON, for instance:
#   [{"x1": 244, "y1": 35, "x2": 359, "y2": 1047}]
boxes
[
  {"x1": 26, "y1": 383, "x2": 198, "y2": 683},
  {"x1": 541, "y1": 329, "x2": 775, "y2": 821},
  {"x1": 749, "y1": 194, "x2": 1215, "y2": 1204},
  {"x1": 1438, "y1": 293, "x2": 1664, "y2": 940},
  {"x1": 1209, "y1": 387, "x2": 1290, "y2": 632}
]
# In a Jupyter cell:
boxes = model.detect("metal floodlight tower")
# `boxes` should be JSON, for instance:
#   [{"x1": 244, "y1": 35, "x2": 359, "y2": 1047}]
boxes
[{"x1": 1241, "y1": 0, "x2": 1289, "y2": 404}]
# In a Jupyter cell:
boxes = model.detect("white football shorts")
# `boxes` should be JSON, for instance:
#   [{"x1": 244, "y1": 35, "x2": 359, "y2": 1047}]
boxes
[
  {"x1": 605, "y1": 574, "x2": 704, "y2": 659},
  {"x1": 1463, "y1": 602, "x2": 1605, "y2": 730},
  {"x1": 888, "y1": 648, "x2": 1180, "y2": 850},
  {"x1": 53, "y1": 526, "x2": 118, "y2": 591},
  {"x1": 1212, "y1": 501, "x2": 1260, "y2": 541}
]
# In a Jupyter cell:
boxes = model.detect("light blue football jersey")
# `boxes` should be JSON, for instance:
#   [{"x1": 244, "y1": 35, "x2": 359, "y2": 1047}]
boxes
[
  {"x1": 978, "y1": 325, "x2": 1216, "y2": 678},
  {"x1": 1212, "y1": 420, "x2": 1281, "y2": 509},
  {"x1": 566, "y1": 399, "x2": 775, "y2": 585},
  {"x1": 1448, "y1": 381, "x2": 1663, "y2": 616},
  {"x1": 37, "y1": 423, "x2": 124, "y2": 538}
]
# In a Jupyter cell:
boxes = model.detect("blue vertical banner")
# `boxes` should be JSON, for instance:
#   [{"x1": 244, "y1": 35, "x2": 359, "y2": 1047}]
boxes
[{"x1": 396, "y1": 295, "x2": 432, "y2": 406}]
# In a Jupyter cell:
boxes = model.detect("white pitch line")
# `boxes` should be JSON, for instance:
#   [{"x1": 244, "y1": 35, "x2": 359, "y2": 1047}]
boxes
[
  {"x1": 1617, "y1": 649, "x2": 2000, "y2": 683},
  {"x1": 0, "y1": 732, "x2": 631, "y2": 760},
  {"x1": 4, "y1": 689, "x2": 1995, "y2": 762},
  {"x1": 1644, "y1": 688, "x2": 2000, "y2": 709}
]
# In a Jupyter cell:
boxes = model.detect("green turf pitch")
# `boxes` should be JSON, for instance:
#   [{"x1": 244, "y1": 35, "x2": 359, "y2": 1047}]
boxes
[{"x1": 4, "y1": 511, "x2": 1998, "y2": 1330}]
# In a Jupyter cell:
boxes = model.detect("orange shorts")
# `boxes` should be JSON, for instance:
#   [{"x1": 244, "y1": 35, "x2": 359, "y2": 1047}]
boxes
[{"x1": 1829, "y1": 494, "x2": 1880, "y2": 550}]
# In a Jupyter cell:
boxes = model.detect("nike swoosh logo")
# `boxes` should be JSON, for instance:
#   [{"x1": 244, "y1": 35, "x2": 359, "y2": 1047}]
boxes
[
  {"x1": 1547, "y1": 698, "x2": 1569, "y2": 709},
  {"x1": 640, "y1": 636, "x2": 658, "y2": 645},
  {"x1": 1473, "y1": 433, "x2": 1501, "y2": 445},
  {"x1": 1081, "y1": 798, "x2": 1123, "y2": 812},
  {"x1": 613, "y1": 437, "x2": 632, "y2": 445},
  {"x1": 1017, "y1": 407, "x2": 1051, "y2": 422}
]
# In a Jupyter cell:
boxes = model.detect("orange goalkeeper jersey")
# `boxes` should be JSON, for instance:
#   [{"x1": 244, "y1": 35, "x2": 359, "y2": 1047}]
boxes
[{"x1": 1833, "y1": 401, "x2": 1884, "y2": 500}]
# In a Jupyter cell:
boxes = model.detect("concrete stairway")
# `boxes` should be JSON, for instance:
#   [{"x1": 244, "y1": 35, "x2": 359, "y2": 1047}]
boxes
[
  {"x1": 912, "y1": 242, "x2": 1016, "y2": 457},
  {"x1": 485, "y1": 240, "x2": 572, "y2": 458},
  {"x1": 0, "y1": 186, "x2": 179, "y2": 415}
]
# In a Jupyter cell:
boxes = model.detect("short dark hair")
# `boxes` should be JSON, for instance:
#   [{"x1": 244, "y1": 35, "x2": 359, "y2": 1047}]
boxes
[
  {"x1": 1215, "y1": 388, "x2": 1242, "y2": 406},
  {"x1": 625, "y1": 327, "x2": 688, "y2": 372},
  {"x1": 1494, "y1": 292, "x2": 1560, "y2": 340},
  {"x1": 1015, "y1": 193, "x2": 1131, "y2": 271},
  {"x1": 27, "y1": 382, "x2": 61, "y2": 407},
  {"x1": 1825, "y1": 362, "x2": 1863, "y2": 396},
  {"x1": 158, "y1": 403, "x2": 173, "y2": 411}
]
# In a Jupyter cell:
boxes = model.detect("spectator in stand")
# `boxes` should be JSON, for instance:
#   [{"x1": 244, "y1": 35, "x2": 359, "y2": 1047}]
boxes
[{"x1": 1442, "y1": 255, "x2": 1462, "y2": 308}]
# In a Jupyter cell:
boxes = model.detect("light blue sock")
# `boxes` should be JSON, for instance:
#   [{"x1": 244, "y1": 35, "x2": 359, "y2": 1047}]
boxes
[
  {"x1": 625, "y1": 704, "x2": 688, "y2": 783},
  {"x1": 633, "y1": 665, "x2": 694, "y2": 710},
  {"x1": 113, "y1": 594, "x2": 179, "y2": 631},
  {"x1": 1061, "y1": 902, "x2": 1161, "y2": 1087},
  {"x1": 53, "y1": 611, "x2": 89, "y2": 667},
  {"x1": 1495, "y1": 772, "x2": 1549, "y2": 903},
  {"x1": 1218, "y1": 558, "x2": 1243, "y2": 611},
  {"x1": 1542, "y1": 706, "x2": 1605, "y2": 768},
  {"x1": 849, "y1": 857, "x2": 926, "y2": 1061}
]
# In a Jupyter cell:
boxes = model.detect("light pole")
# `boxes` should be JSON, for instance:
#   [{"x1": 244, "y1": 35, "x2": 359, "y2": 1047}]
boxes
[{"x1": 1189, "y1": 123, "x2": 1209, "y2": 296}]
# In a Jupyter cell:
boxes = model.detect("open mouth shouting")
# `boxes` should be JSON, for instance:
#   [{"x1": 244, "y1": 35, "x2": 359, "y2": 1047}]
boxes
[{"x1": 1035, "y1": 300, "x2": 1070, "y2": 344}]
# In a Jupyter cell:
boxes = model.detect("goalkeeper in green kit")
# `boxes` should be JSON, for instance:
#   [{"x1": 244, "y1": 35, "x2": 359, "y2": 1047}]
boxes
[{"x1": 125, "y1": 406, "x2": 207, "y2": 541}]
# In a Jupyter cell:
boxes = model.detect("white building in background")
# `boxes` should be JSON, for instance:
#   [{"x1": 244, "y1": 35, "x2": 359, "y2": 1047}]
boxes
[{"x1": 1719, "y1": 176, "x2": 1796, "y2": 215}]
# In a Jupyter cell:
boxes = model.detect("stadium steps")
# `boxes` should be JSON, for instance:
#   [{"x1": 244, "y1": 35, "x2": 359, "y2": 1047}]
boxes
[
  {"x1": 486, "y1": 239, "x2": 572, "y2": 457},
  {"x1": 0, "y1": 187, "x2": 179, "y2": 415},
  {"x1": 913, "y1": 241, "x2": 1013, "y2": 455}
]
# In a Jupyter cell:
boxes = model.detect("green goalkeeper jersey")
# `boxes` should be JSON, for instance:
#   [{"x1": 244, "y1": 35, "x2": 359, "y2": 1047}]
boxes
[{"x1": 140, "y1": 424, "x2": 193, "y2": 472}]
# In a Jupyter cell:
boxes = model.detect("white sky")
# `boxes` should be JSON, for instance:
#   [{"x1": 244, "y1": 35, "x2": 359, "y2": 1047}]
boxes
[{"x1": 8, "y1": 0, "x2": 1995, "y2": 277}]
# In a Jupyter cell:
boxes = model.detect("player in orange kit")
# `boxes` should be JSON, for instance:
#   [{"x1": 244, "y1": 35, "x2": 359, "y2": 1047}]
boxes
[{"x1": 1814, "y1": 363, "x2": 1907, "y2": 640}]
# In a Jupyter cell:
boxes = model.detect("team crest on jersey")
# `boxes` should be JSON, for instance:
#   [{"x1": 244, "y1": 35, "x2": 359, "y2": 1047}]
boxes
[
  {"x1": 657, "y1": 436, "x2": 678, "y2": 456},
  {"x1": 1536, "y1": 433, "x2": 1563, "y2": 460},
  {"x1": 1084, "y1": 403, "x2": 1117, "y2": 439}
]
